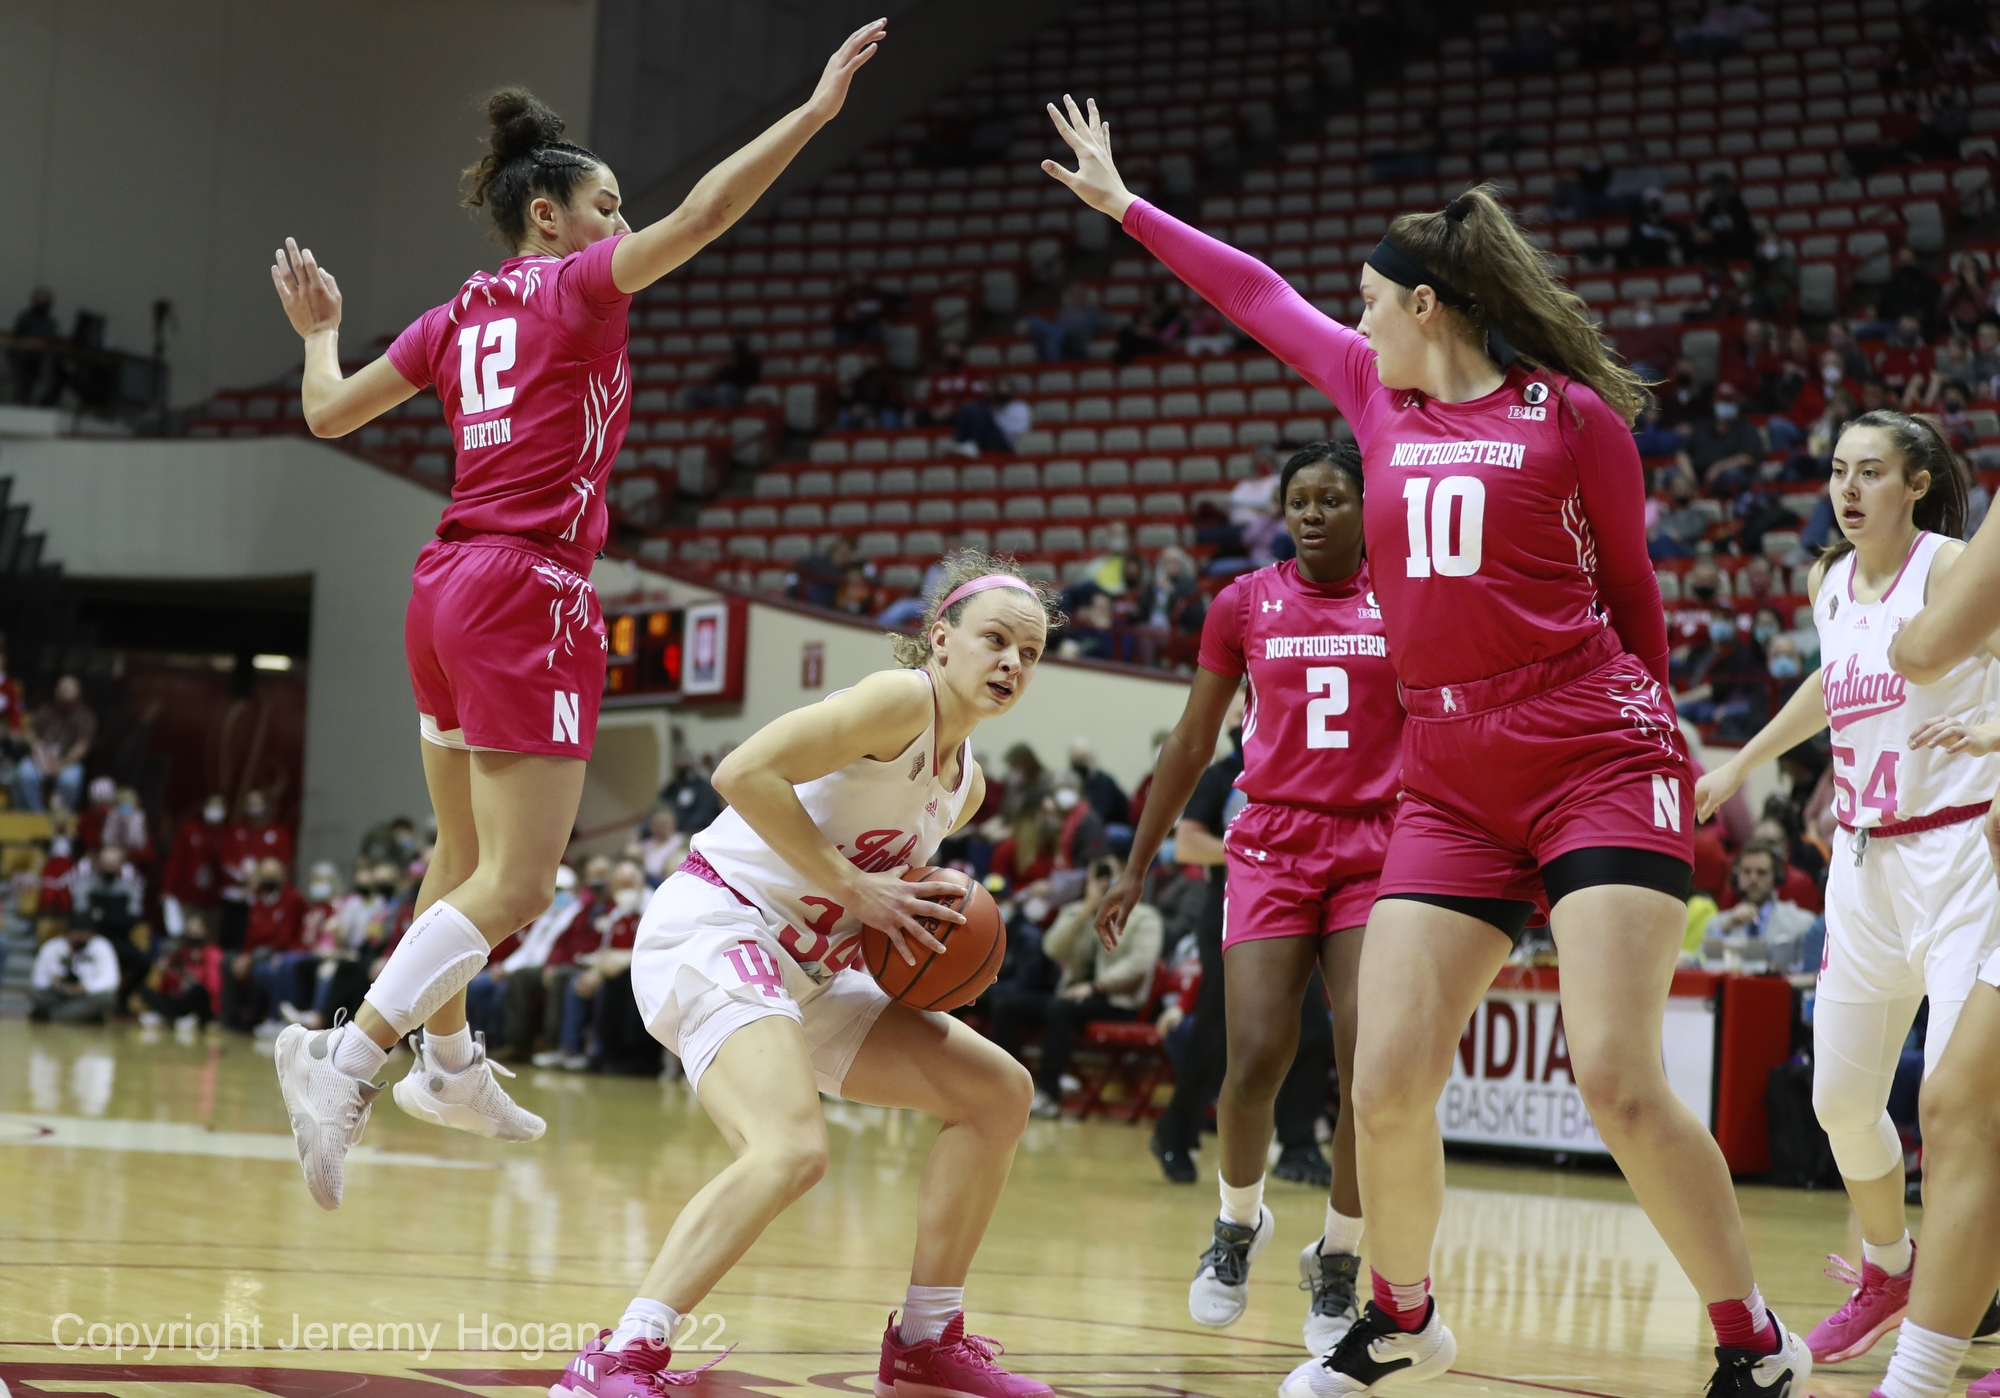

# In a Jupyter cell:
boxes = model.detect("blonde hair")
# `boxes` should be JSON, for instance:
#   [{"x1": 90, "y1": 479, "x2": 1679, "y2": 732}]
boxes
[
  {"x1": 887, "y1": 549, "x2": 1065, "y2": 668},
  {"x1": 1386, "y1": 184, "x2": 1650, "y2": 423}
]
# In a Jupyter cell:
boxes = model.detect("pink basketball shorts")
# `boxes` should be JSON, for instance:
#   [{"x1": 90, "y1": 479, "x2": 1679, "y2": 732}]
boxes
[
  {"x1": 1380, "y1": 628, "x2": 1696, "y2": 910},
  {"x1": 1221, "y1": 801, "x2": 1394, "y2": 950},
  {"x1": 404, "y1": 536, "x2": 606, "y2": 758}
]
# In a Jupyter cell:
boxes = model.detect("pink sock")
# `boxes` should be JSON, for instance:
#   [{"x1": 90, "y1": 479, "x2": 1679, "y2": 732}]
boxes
[
  {"x1": 1370, "y1": 1270, "x2": 1430, "y2": 1333},
  {"x1": 1708, "y1": 1287, "x2": 1778, "y2": 1354}
]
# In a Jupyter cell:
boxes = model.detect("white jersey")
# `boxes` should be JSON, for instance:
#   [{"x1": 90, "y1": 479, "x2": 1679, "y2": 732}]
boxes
[
  {"x1": 1817, "y1": 531, "x2": 2000, "y2": 828},
  {"x1": 687, "y1": 675, "x2": 975, "y2": 990}
]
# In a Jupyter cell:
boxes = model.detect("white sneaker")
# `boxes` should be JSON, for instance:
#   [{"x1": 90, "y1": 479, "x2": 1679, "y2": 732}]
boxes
[
  {"x1": 531, "y1": 1049, "x2": 566, "y2": 1069},
  {"x1": 137, "y1": 1011, "x2": 164, "y2": 1029},
  {"x1": 1301, "y1": 1242, "x2": 1363, "y2": 1354},
  {"x1": 253, "y1": 1018, "x2": 285, "y2": 1040},
  {"x1": 1707, "y1": 1313, "x2": 1812, "y2": 1398},
  {"x1": 174, "y1": 1014, "x2": 201, "y2": 1034},
  {"x1": 280, "y1": 1001, "x2": 324, "y2": 1029},
  {"x1": 392, "y1": 1031, "x2": 545, "y2": 1141},
  {"x1": 1280, "y1": 1300, "x2": 1456, "y2": 1398},
  {"x1": 1189, "y1": 1205, "x2": 1274, "y2": 1327},
  {"x1": 273, "y1": 1023, "x2": 382, "y2": 1210}
]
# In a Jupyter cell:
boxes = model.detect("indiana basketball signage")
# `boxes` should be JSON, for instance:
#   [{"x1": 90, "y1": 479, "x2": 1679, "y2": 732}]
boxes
[
  {"x1": 603, "y1": 597, "x2": 747, "y2": 704},
  {"x1": 1438, "y1": 988, "x2": 1714, "y2": 1153}
]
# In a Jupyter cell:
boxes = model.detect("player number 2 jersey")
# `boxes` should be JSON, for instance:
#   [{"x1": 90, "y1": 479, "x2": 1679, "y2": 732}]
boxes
[
  {"x1": 388, "y1": 234, "x2": 632, "y2": 574},
  {"x1": 1197, "y1": 559, "x2": 1403, "y2": 810},
  {"x1": 689, "y1": 677, "x2": 975, "y2": 992},
  {"x1": 1816, "y1": 531, "x2": 2000, "y2": 828}
]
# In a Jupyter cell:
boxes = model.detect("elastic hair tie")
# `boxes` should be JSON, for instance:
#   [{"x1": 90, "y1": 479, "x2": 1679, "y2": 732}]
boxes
[
  {"x1": 936, "y1": 574, "x2": 1038, "y2": 616},
  {"x1": 1444, "y1": 197, "x2": 1471, "y2": 223}
]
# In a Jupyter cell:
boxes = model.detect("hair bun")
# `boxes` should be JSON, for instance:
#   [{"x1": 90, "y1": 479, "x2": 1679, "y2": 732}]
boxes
[
  {"x1": 1444, "y1": 197, "x2": 1471, "y2": 223},
  {"x1": 486, "y1": 88, "x2": 565, "y2": 164}
]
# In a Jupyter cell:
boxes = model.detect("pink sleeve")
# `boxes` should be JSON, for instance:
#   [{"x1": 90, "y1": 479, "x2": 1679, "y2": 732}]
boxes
[
  {"x1": 1195, "y1": 579, "x2": 1248, "y2": 678},
  {"x1": 1123, "y1": 199, "x2": 1378, "y2": 421},
  {"x1": 558, "y1": 232, "x2": 633, "y2": 322},
  {"x1": 386, "y1": 305, "x2": 448, "y2": 390},
  {"x1": 1567, "y1": 387, "x2": 1671, "y2": 689}
]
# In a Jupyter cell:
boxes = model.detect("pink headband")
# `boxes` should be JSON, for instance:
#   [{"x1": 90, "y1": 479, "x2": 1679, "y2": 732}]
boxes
[{"x1": 937, "y1": 574, "x2": 1037, "y2": 616}]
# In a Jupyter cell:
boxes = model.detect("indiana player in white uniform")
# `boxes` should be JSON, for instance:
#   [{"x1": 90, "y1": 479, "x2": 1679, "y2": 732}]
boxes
[
  {"x1": 549, "y1": 554, "x2": 1057, "y2": 1398},
  {"x1": 1699, "y1": 411, "x2": 2000, "y2": 1368}
]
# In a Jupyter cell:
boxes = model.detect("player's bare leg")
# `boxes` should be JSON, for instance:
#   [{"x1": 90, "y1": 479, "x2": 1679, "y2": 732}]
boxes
[{"x1": 1875, "y1": 985, "x2": 2000, "y2": 1398}]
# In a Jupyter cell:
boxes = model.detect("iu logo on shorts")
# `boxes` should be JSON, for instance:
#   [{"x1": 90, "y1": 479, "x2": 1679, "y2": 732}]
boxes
[
  {"x1": 551, "y1": 690, "x2": 581, "y2": 744},
  {"x1": 722, "y1": 940, "x2": 785, "y2": 998}
]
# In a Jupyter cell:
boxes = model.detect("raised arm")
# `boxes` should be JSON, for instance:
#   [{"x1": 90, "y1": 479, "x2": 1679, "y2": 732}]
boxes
[
  {"x1": 1570, "y1": 390, "x2": 1671, "y2": 687},
  {"x1": 609, "y1": 20, "x2": 885, "y2": 295},
  {"x1": 1042, "y1": 96, "x2": 1375, "y2": 416},
  {"x1": 271, "y1": 239, "x2": 420, "y2": 439},
  {"x1": 708, "y1": 668, "x2": 962, "y2": 963}
]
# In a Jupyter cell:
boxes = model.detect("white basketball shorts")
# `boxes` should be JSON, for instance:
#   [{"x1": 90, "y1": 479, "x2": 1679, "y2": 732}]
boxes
[{"x1": 631, "y1": 868, "x2": 891, "y2": 1095}]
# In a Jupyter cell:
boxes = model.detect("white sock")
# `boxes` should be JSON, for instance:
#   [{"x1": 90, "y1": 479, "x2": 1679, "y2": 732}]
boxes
[
  {"x1": 330, "y1": 1022, "x2": 390, "y2": 1081},
  {"x1": 1863, "y1": 1230, "x2": 1915, "y2": 1277},
  {"x1": 1321, "y1": 1203, "x2": 1365, "y2": 1256},
  {"x1": 608, "y1": 1298, "x2": 679, "y2": 1352},
  {"x1": 1220, "y1": 1171, "x2": 1265, "y2": 1228},
  {"x1": 898, "y1": 1285, "x2": 964, "y2": 1345},
  {"x1": 362, "y1": 899, "x2": 489, "y2": 1037},
  {"x1": 428, "y1": 1025, "x2": 476, "y2": 1074},
  {"x1": 1881, "y1": 1321, "x2": 1972, "y2": 1398}
]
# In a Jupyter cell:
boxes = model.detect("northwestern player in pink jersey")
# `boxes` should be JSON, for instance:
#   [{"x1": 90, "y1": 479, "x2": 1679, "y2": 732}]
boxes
[
  {"x1": 1697, "y1": 413, "x2": 1999, "y2": 1370},
  {"x1": 545, "y1": 552, "x2": 1057, "y2": 1398},
  {"x1": 1097, "y1": 441, "x2": 1399, "y2": 1357},
  {"x1": 263, "y1": 20, "x2": 889, "y2": 1210},
  {"x1": 1045, "y1": 98, "x2": 1810, "y2": 1398}
]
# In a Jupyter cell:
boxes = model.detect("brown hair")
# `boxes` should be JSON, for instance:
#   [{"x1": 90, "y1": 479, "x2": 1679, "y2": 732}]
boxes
[
  {"x1": 1385, "y1": 184, "x2": 1650, "y2": 423},
  {"x1": 1818, "y1": 409, "x2": 1971, "y2": 569},
  {"x1": 887, "y1": 549, "x2": 1065, "y2": 668},
  {"x1": 461, "y1": 89, "x2": 605, "y2": 248},
  {"x1": 1734, "y1": 839, "x2": 1788, "y2": 883}
]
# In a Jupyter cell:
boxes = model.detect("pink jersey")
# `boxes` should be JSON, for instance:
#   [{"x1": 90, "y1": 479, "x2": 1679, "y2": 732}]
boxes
[
  {"x1": 388, "y1": 233, "x2": 633, "y2": 574},
  {"x1": 1125, "y1": 201, "x2": 1669, "y2": 692},
  {"x1": 1198, "y1": 559, "x2": 1402, "y2": 811}
]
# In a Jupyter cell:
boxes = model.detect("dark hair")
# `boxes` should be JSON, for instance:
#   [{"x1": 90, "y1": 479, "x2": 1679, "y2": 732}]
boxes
[
  {"x1": 1384, "y1": 184, "x2": 1649, "y2": 422},
  {"x1": 1278, "y1": 440, "x2": 1364, "y2": 502},
  {"x1": 1734, "y1": 839, "x2": 1788, "y2": 883},
  {"x1": 461, "y1": 89, "x2": 606, "y2": 248},
  {"x1": 1818, "y1": 409, "x2": 1971, "y2": 569}
]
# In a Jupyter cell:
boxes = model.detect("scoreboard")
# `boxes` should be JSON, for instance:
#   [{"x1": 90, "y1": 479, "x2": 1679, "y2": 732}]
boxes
[{"x1": 603, "y1": 597, "x2": 748, "y2": 705}]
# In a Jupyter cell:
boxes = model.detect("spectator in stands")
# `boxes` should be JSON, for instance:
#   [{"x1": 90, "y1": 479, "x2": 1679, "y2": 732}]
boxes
[
  {"x1": 1067, "y1": 739, "x2": 1130, "y2": 828},
  {"x1": 1692, "y1": 173, "x2": 1755, "y2": 261},
  {"x1": 14, "y1": 674, "x2": 93, "y2": 814},
  {"x1": 1650, "y1": 471, "x2": 1710, "y2": 559},
  {"x1": 217, "y1": 789, "x2": 291, "y2": 949},
  {"x1": 1621, "y1": 190, "x2": 1686, "y2": 270},
  {"x1": 993, "y1": 381, "x2": 1033, "y2": 447},
  {"x1": 1874, "y1": 314, "x2": 1939, "y2": 407},
  {"x1": 988, "y1": 796, "x2": 1061, "y2": 888},
  {"x1": 550, "y1": 858, "x2": 644, "y2": 1071},
  {"x1": 492, "y1": 863, "x2": 585, "y2": 1059},
  {"x1": 659, "y1": 749, "x2": 723, "y2": 835},
  {"x1": 833, "y1": 282, "x2": 887, "y2": 345},
  {"x1": 1931, "y1": 331, "x2": 1978, "y2": 405},
  {"x1": 104, "y1": 786, "x2": 150, "y2": 865},
  {"x1": 793, "y1": 535, "x2": 857, "y2": 608},
  {"x1": 139, "y1": 912, "x2": 215, "y2": 1033},
  {"x1": 1492, "y1": 9, "x2": 1565, "y2": 72},
  {"x1": 221, "y1": 856, "x2": 304, "y2": 1032},
  {"x1": 1554, "y1": 148, "x2": 1617, "y2": 221},
  {"x1": 358, "y1": 813, "x2": 418, "y2": 869},
  {"x1": 1679, "y1": 383, "x2": 1765, "y2": 493},
  {"x1": 919, "y1": 344, "x2": 1007, "y2": 454},
  {"x1": 1132, "y1": 545, "x2": 1205, "y2": 634},
  {"x1": 1026, "y1": 284, "x2": 1109, "y2": 362},
  {"x1": 1766, "y1": 632, "x2": 1807, "y2": 704},
  {"x1": 710, "y1": 337, "x2": 760, "y2": 407},
  {"x1": 30, "y1": 917, "x2": 121, "y2": 1023},
  {"x1": 1655, "y1": 358, "x2": 1712, "y2": 430},
  {"x1": 1876, "y1": 248, "x2": 1940, "y2": 333},
  {"x1": 638, "y1": 808, "x2": 686, "y2": 884},
  {"x1": 988, "y1": 853, "x2": 1164, "y2": 1118},
  {"x1": 10, "y1": 287, "x2": 57, "y2": 405},
  {"x1": 1824, "y1": 319, "x2": 1876, "y2": 384},
  {"x1": 1938, "y1": 382, "x2": 1979, "y2": 449},
  {"x1": 1678, "y1": 612, "x2": 1770, "y2": 739},
  {"x1": 1000, "y1": 742, "x2": 1051, "y2": 821},
  {"x1": 1703, "y1": 842, "x2": 1816, "y2": 965},
  {"x1": 833, "y1": 565, "x2": 875, "y2": 616},
  {"x1": 1743, "y1": 235, "x2": 1799, "y2": 321},
  {"x1": 1115, "y1": 286, "x2": 1190, "y2": 364},
  {"x1": 1059, "y1": 587, "x2": 1122, "y2": 661},
  {"x1": 1676, "y1": 0, "x2": 1770, "y2": 56},
  {"x1": 1939, "y1": 254, "x2": 1991, "y2": 337},
  {"x1": 1052, "y1": 776, "x2": 1111, "y2": 872},
  {"x1": 1969, "y1": 321, "x2": 2000, "y2": 397},
  {"x1": 1183, "y1": 297, "x2": 1234, "y2": 355},
  {"x1": 1619, "y1": 300, "x2": 1682, "y2": 382},
  {"x1": 835, "y1": 356, "x2": 904, "y2": 430}
]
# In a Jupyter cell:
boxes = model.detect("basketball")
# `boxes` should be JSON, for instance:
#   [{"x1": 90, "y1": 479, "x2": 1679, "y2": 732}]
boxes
[{"x1": 862, "y1": 866, "x2": 1004, "y2": 1012}]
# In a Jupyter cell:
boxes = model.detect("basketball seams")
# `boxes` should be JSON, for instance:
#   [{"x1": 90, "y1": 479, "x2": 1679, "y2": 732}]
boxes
[{"x1": 860, "y1": 866, "x2": 1000, "y2": 1011}]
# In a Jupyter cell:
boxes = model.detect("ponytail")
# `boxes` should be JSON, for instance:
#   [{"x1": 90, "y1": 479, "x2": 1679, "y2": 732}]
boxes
[
  {"x1": 461, "y1": 89, "x2": 605, "y2": 248},
  {"x1": 1818, "y1": 409, "x2": 1971, "y2": 568},
  {"x1": 1384, "y1": 183, "x2": 1650, "y2": 423}
]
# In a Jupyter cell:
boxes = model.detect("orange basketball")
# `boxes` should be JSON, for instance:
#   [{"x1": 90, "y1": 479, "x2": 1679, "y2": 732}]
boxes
[{"x1": 862, "y1": 866, "x2": 1004, "y2": 1012}]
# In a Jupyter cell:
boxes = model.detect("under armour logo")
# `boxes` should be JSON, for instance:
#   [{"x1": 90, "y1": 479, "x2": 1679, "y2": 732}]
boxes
[
  {"x1": 1442, "y1": 686, "x2": 1457, "y2": 713},
  {"x1": 1242, "y1": 846, "x2": 1270, "y2": 862},
  {"x1": 1261, "y1": 599, "x2": 1283, "y2": 612}
]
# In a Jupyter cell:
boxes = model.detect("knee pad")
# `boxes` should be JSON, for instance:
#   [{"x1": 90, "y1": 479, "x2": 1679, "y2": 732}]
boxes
[
  {"x1": 1813, "y1": 1070, "x2": 1903, "y2": 1182},
  {"x1": 363, "y1": 900, "x2": 490, "y2": 1037}
]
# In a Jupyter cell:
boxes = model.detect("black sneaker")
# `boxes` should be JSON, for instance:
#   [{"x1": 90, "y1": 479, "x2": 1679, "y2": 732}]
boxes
[
  {"x1": 1280, "y1": 1299, "x2": 1456, "y2": 1398},
  {"x1": 1704, "y1": 1316, "x2": 1811, "y2": 1398},
  {"x1": 1274, "y1": 1142, "x2": 1334, "y2": 1187},
  {"x1": 1189, "y1": 1206, "x2": 1274, "y2": 1326},
  {"x1": 1300, "y1": 1242, "x2": 1362, "y2": 1354},
  {"x1": 1149, "y1": 1132, "x2": 1197, "y2": 1184},
  {"x1": 1976, "y1": 1293, "x2": 2000, "y2": 1340}
]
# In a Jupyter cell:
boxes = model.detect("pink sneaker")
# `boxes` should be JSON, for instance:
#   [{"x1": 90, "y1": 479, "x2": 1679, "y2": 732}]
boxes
[
  {"x1": 875, "y1": 1312, "x2": 1052, "y2": 1398},
  {"x1": 1805, "y1": 1252, "x2": 1914, "y2": 1364},
  {"x1": 550, "y1": 1332, "x2": 707, "y2": 1398},
  {"x1": 1967, "y1": 1371, "x2": 2000, "y2": 1397}
]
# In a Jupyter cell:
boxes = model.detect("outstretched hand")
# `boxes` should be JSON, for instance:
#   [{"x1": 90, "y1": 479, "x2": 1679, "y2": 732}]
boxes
[
  {"x1": 1692, "y1": 761, "x2": 1742, "y2": 823},
  {"x1": 805, "y1": 18, "x2": 887, "y2": 126},
  {"x1": 1042, "y1": 95, "x2": 1136, "y2": 222},
  {"x1": 271, "y1": 237, "x2": 342, "y2": 340}
]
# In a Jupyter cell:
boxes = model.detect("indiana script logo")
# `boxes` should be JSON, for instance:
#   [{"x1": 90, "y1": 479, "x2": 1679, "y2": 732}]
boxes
[{"x1": 1825, "y1": 653, "x2": 1908, "y2": 731}]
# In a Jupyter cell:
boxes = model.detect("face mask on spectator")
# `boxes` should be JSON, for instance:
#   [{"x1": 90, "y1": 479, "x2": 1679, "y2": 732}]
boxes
[
  {"x1": 613, "y1": 886, "x2": 643, "y2": 914},
  {"x1": 308, "y1": 879, "x2": 333, "y2": 900},
  {"x1": 259, "y1": 878, "x2": 282, "y2": 895},
  {"x1": 1769, "y1": 654, "x2": 1802, "y2": 679},
  {"x1": 1053, "y1": 788, "x2": 1078, "y2": 812},
  {"x1": 1944, "y1": 396, "x2": 1967, "y2": 414},
  {"x1": 1690, "y1": 582, "x2": 1718, "y2": 602},
  {"x1": 1675, "y1": 371, "x2": 1693, "y2": 389},
  {"x1": 1708, "y1": 619, "x2": 1735, "y2": 644},
  {"x1": 1715, "y1": 401, "x2": 1738, "y2": 421},
  {"x1": 1753, "y1": 621, "x2": 1779, "y2": 645},
  {"x1": 204, "y1": 800, "x2": 226, "y2": 824},
  {"x1": 1822, "y1": 363, "x2": 1842, "y2": 384},
  {"x1": 50, "y1": 835, "x2": 70, "y2": 859}
]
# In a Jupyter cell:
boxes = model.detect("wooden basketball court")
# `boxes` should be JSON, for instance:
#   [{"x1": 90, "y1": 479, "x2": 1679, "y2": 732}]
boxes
[{"x1": 0, "y1": 1019, "x2": 1971, "y2": 1398}]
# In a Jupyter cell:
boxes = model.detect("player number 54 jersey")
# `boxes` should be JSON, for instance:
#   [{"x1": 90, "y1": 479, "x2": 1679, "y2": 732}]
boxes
[{"x1": 1816, "y1": 531, "x2": 2000, "y2": 828}]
